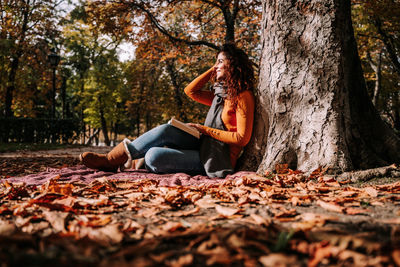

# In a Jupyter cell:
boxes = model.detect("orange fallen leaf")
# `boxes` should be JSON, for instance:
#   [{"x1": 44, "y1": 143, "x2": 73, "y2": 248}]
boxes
[
  {"x1": 339, "y1": 191, "x2": 358, "y2": 197},
  {"x1": 161, "y1": 221, "x2": 185, "y2": 232},
  {"x1": 52, "y1": 196, "x2": 76, "y2": 207},
  {"x1": 250, "y1": 213, "x2": 271, "y2": 226},
  {"x1": 392, "y1": 249, "x2": 400, "y2": 266},
  {"x1": 309, "y1": 243, "x2": 340, "y2": 267},
  {"x1": 317, "y1": 200, "x2": 344, "y2": 213},
  {"x1": 215, "y1": 205, "x2": 240, "y2": 217},
  {"x1": 0, "y1": 220, "x2": 16, "y2": 236},
  {"x1": 169, "y1": 253, "x2": 193, "y2": 266},
  {"x1": 259, "y1": 253, "x2": 299, "y2": 267},
  {"x1": 274, "y1": 208, "x2": 298, "y2": 218},
  {"x1": 172, "y1": 206, "x2": 200, "y2": 217},
  {"x1": 345, "y1": 207, "x2": 368, "y2": 215},
  {"x1": 364, "y1": 187, "x2": 378, "y2": 197},
  {"x1": 275, "y1": 164, "x2": 289, "y2": 174},
  {"x1": 195, "y1": 195, "x2": 218, "y2": 209},
  {"x1": 83, "y1": 224, "x2": 123, "y2": 245},
  {"x1": 42, "y1": 210, "x2": 69, "y2": 233},
  {"x1": 41, "y1": 178, "x2": 74, "y2": 195},
  {"x1": 291, "y1": 196, "x2": 300, "y2": 206},
  {"x1": 370, "y1": 201, "x2": 384, "y2": 206}
]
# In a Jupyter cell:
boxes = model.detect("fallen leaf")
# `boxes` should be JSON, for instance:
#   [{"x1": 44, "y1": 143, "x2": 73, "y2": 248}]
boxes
[
  {"x1": 168, "y1": 253, "x2": 193, "y2": 267},
  {"x1": 309, "y1": 243, "x2": 340, "y2": 267},
  {"x1": 291, "y1": 196, "x2": 300, "y2": 206},
  {"x1": 171, "y1": 206, "x2": 200, "y2": 217},
  {"x1": 85, "y1": 215, "x2": 112, "y2": 227},
  {"x1": 345, "y1": 207, "x2": 368, "y2": 215},
  {"x1": 85, "y1": 224, "x2": 123, "y2": 245},
  {"x1": 250, "y1": 213, "x2": 271, "y2": 226},
  {"x1": 392, "y1": 249, "x2": 400, "y2": 266},
  {"x1": 22, "y1": 221, "x2": 50, "y2": 235},
  {"x1": 370, "y1": 201, "x2": 384, "y2": 206},
  {"x1": 364, "y1": 187, "x2": 378, "y2": 197},
  {"x1": 259, "y1": 253, "x2": 299, "y2": 267},
  {"x1": 195, "y1": 195, "x2": 218, "y2": 209},
  {"x1": 275, "y1": 164, "x2": 289, "y2": 174},
  {"x1": 138, "y1": 207, "x2": 160, "y2": 218},
  {"x1": 42, "y1": 210, "x2": 68, "y2": 233},
  {"x1": 52, "y1": 196, "x2": 76, "y2": 207},
  {"x1": 215, "y1": 205, "x2": 240, "y2": 217},
  {"x1": 317, "y1": 200, "x2": 344, "y2": 213},
  {"x1": 274, "y1": 208, "x2": 298, "y2": 218},
  {"x1": 77, "y1": 195, "x2": 109, "y2": 206},
  {"x1": 338, "y1": 249, "x2": 386, "y2": 265},
  {"x1": 0, "y1": 220, "x2": 16, "y2": 236},
  {"x1": 41, "y1": 178, "x2": 74, "y2": 195},
  {"x1": 161, "y1": 221, "x2": 185, "y2": 233}
]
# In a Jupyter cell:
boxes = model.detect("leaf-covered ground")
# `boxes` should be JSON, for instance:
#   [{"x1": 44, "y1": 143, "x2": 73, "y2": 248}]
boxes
[{"x1": 1, "y1": 148, "x2": 400, "y2": 266}]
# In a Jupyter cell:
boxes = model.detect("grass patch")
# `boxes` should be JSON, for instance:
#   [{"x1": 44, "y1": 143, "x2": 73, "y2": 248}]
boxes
[{"x1": 0, "y1": 143, "x2": 88, "y2": 153}]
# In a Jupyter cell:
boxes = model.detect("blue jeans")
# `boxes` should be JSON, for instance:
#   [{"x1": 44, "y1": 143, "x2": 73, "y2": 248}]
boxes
[{"x1": 126, "y1": 124, "x2": 206, "y2": 175}]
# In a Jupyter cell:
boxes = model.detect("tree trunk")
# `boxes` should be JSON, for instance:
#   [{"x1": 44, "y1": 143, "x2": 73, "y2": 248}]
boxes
[
  {"x1": 166, "y1": 60, "x2": 187, "y2": 121},
  {"x1": 80, "y1": 76, "x2": 86, "y2": 144},
  {"x1": 4, "y1": 55, "x2": 20, "y2": 118},
  {"x1": 241, "y1": 0, "x2": 400, "y2": 174},
  {"x1": 367, "y1": 49, "x2": 382, "y2": 107},
  {"x1": 4, "y1": 0, "x2": 29, "y2": 118},
  {"x1": 99, "y1": 98, "x2": 110, "y2": 146}
]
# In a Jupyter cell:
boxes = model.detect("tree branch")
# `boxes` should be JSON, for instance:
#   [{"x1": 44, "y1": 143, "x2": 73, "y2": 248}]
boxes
[
  {"x1": 200, "y1": 0, "x2": 221, "y2": 8},
  {"x1": 232, "y1": 0, "x2": 240, "y2": 20},
  {"x1": 125, "y1": 1, "x2": 219, "y2": 50}
]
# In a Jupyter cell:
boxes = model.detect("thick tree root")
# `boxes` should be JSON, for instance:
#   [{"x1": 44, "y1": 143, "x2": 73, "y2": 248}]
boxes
[{"x1": 329, "y1": 164, "x2": 400, "y2": 183}]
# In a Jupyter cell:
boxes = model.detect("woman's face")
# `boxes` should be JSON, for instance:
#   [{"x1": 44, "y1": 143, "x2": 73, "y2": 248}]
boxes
[{"x1": 215, "y1": 52, "x2": 229, "y2": 80}]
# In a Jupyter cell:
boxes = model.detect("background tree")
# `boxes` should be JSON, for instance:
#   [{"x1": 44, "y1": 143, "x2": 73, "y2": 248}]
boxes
[
  {"x1": 352, "y1": 0, "x2": 400, "y2": 132},
  {"x1": 62, "y1": 3, "x2": 129, "y2": 145},
  {"x1": 0, "y1": 0, "x2": 60, "y2": 118}
]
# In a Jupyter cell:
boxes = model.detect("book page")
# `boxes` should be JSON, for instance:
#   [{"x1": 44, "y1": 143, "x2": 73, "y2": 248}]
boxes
[{"x1": 168, "y1": 117, "x2": 200, "y2": 139}]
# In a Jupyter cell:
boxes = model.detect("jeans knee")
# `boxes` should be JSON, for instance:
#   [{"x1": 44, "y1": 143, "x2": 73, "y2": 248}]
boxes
[
  {"x1": 144, "y1": 147, "x2": 164, "y2": 173},
  {"x1": 155, "y1": 123, "x2": 175, "y2": 136}
]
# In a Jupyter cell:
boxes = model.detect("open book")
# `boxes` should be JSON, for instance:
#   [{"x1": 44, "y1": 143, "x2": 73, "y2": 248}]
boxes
[{"x1": 168, "y1": 117, "x2": 201, "y2": 139}]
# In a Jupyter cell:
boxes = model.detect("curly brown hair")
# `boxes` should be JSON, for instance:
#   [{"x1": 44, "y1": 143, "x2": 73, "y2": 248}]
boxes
[{"x1": 213, "y1": 44, "x2": 255, "y2": 106}]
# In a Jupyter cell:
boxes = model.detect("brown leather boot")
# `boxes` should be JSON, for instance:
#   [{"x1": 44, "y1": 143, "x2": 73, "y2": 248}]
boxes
[{"x1": 80, "y1": 140, "x2": 130, "y2": 172}]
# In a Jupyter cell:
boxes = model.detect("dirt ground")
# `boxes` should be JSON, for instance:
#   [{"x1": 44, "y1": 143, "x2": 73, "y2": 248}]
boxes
[
  {"x1": 0, "y1": 146, "x2": 110, "y2": 178},
  {"x1": 1, "y1": 147, "x2": 400, "y2": 266}
]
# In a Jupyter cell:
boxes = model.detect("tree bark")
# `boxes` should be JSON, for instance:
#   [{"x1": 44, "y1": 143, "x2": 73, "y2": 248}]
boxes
[{"x1": 241, "y1": 0, "x2": 400, "y2": 174}]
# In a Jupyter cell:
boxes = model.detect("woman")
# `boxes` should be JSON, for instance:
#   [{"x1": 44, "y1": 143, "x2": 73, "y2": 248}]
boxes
[{"x1": 80, "y1": 44, "x2": 255, "y2": 177}]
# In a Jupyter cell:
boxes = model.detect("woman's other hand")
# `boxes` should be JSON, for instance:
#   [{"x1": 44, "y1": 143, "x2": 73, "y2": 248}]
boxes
[{"x1": 187, "y1": 123, "x2": 206, "y2": 135}]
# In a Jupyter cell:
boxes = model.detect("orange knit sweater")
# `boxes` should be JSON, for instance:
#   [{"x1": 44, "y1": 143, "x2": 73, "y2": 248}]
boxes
[{"x1": 184, "y1": 68, "x2": 255, "y2": 168}]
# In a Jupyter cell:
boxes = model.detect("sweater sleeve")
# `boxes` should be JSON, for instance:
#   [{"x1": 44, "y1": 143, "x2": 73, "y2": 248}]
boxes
[
  {"x1": 199, "y1": 91, "x2": 255, "y2": 147},
  {"x1": 184, "y1": 68, "x2": 215, "y2": 106}
]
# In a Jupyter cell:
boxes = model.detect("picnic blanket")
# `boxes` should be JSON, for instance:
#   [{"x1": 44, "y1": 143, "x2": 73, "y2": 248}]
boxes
[{"x1": 5, "y1": 165, "x2": 255, "y2": 186}]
